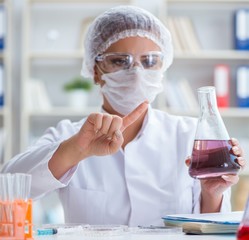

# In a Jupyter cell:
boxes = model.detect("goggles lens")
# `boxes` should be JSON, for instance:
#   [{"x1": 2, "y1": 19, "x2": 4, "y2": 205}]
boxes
[{"x1": 95, "y1": 51, "x2": 164, "y2": 73}]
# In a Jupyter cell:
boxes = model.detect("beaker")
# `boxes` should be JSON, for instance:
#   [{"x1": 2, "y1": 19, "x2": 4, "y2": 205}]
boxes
[
  {"x1": 237, "y1": 196, "x2": 249, "y2": 240},
  {"x1": 188, "y1": 86, "x2": 240, "y2": 179}
]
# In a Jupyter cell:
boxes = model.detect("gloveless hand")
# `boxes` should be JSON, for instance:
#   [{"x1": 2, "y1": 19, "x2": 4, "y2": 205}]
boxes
[
  {"x1": 200, "y1": 138, "x2": 246, "y2": 198},
  {"x1": 74, "y1": 101, "x2": 149, "y2": 158},
  {"x1": 185, "y1": 138, "x2": 246, "y2": 197}
]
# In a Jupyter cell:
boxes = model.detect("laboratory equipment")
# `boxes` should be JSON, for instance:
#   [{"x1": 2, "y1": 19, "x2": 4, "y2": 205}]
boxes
[
  {"x1": 189, "y1": 86, "x2": 240, "y2": 179},
  {"x1": 0, "y1": 173, "x2": 33, "y2": 240},
  {"x1": 237, "y1": 196, "x2": 249, "y2": 240},
  {"x1": 35, "y1": 224, "x2": 128, "y2": 236}
]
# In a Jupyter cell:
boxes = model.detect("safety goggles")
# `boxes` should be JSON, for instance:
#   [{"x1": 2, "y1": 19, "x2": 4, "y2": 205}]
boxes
[{"x1": 95, "y1": 51, "x2": 164, "y2": 73}]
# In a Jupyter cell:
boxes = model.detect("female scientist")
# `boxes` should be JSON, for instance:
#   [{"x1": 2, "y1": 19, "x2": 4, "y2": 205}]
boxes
[{"x1": 2, "y1": 5, "x2": 245, "y2": 226}]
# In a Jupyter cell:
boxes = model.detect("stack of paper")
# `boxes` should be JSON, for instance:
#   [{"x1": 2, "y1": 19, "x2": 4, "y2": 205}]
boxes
[{"x1": 162, "y1": 211, "x2": 243, "y2": 234}]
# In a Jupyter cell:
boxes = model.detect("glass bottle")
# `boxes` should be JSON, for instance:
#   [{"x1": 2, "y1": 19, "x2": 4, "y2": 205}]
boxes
[
  {"x1": 188, "y1": 86, "x2": 240, "y2": 179},
  {"x1": 237, "y1": 196, "x2": 249, "y2": 240}
]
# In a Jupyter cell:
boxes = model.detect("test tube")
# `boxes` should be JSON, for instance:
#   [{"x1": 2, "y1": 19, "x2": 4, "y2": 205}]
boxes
[{"x1": 0, "y1": 173, "x2": 32, "y2": 237}]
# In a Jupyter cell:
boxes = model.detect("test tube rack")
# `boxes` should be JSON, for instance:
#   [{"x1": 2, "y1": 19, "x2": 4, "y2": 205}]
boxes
[{"x1": 0, "y1": 199, "x2": 33, "y2": 240}]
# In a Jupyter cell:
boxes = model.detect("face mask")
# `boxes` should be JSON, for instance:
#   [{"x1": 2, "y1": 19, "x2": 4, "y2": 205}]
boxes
[{"x1": 100, "y1": 67, "x2": 164, "y2": 115}]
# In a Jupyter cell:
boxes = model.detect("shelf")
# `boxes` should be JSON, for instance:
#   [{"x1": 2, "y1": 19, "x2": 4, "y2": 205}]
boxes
[
  {"x1": 219, "y1": 108, "x2": 249, "y2": 118},
  {"x1": 27, "y1": 50, "x2": 249, "y2": 61},
  {"x1": 29, "y1": 51, "x2": 84, "y2": 59},
  {"x1": 164, "y1": 108, "x2": 249, "y2": 118},
  {"x1": 174, "y1": 50, "x2": 249, "y2": 60},
  {"x1": 0, "y1": 0, "x2": 12, "y2": 164},
  {"x1": 26, "y1": 106, "x2": 249, "y2": 118},
  {"x1": 32, "y1": 0, "x2": 247, "y2": 2},
  {"x1": 168, "y1": 0, "x2": 249, "y2": 3},
  {"x1": 27, "y1": 106, "x2": 100, "y2": 117},
  {"x1": 29, "y1": 0, "x2": 130, "y2": 3}
]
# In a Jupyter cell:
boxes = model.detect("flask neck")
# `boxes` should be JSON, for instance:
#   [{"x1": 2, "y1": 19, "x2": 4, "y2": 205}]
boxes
[{"x1": 198, "y1": 87, "x2": 218, "y2": 115}]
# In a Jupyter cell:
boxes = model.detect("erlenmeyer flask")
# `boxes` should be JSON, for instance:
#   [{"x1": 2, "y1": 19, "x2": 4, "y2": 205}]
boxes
[
  {"x1": 189, "y1": 86, "x2": 240, "y2": 179},
  {"x1": 237, "y1": 196, "x2": 249, "y2": 240}
]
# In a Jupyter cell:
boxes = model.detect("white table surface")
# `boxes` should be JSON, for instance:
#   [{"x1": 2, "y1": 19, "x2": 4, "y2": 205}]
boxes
[{"x1": 35, "y1": 232, "x2": 237, "y2": 240}]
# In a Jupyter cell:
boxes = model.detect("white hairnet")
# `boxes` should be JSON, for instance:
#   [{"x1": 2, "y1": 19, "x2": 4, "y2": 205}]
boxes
[{"x1": 81, "y1": 5, "x2": 173, "y2": 78}]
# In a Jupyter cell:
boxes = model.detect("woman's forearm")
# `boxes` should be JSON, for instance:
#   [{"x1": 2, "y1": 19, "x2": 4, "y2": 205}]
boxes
[
  {"x1": 200, "y1": 191, "x2": 223, "y2": 213},
  {"x1": 48, "y1": 134, "x2": 87, "y2": 180}
]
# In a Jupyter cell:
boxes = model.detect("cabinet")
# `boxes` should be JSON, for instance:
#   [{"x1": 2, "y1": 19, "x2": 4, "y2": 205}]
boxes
[{"x1": 0, "y1": 0, "x2": 12, "y2": 167}]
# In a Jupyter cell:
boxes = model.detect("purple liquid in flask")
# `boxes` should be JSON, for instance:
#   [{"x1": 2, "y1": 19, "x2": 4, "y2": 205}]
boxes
[
  {"x1": 188, "y1": 87, "x2": 240, "y2": 179},
  {"x1": 189, "y1": 139, "x2": 240, "y2": 179}
]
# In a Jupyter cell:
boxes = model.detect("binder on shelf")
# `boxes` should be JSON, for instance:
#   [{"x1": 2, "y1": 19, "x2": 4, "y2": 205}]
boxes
[
  {"x1": 164, "y1": 80, "x2": 181, "y2": 110},
  {"x1": 236, "y1": 66, "x2": 249, "y2": 107},
  {"x1": 165, "y1": 17, "x2": 183, "y2": 53},
  {"x1": 165, "y1": 16, "x2": 201, "y2": 53},
  {"x1": 172, "y1": 17, "x2": 190, "y2": 52},
  {"x1": 0, "y1": 64, "x2": 4, "y2": 107},
  {"x1": 0, "y1": 128, "x2": 4, "y2": 165},
  {"x1": 177, "y1": 78, "x2": 198, "y2": 111},
  {"x1": 214, "y1": 64, "x2": 230, "y2": 108},
  {"x1": 178, "y1": 16, "x2": 201, "y2": 53},
  {"x1": 0, "y1": 6, "x2": 5, "y2": 50},
  {"x1": 26, "y1": 79, "x2": 52, "y2": 111},
  {"x1": 234, "y1": 9, "x2": 249, "y2": 50}
]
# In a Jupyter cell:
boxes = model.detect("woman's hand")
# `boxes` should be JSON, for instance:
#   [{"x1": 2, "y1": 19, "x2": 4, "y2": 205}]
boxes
[
  {"x1": 185, "y1": 138, "x2": 246, "y2": 212},
  {"x1": 49, "y1": 101, "x2": 148, "y2": 179},
  {"x1": 75, "y1": 101, "x2": 149, "y2": 158}
]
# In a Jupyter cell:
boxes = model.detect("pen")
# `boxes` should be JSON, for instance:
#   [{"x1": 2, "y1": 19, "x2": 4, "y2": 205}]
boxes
[
  {"x1": 138, "y1": 225, "x2": 169, "y2": 229},
  {"x1": 36, "y1": 225, "x2": 84, "y2": 236}
]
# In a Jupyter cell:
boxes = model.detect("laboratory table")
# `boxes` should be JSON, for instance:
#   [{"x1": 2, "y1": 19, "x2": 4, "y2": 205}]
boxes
[{"x1": 35, "y1": 232, "x2": 237, "y2": 240}]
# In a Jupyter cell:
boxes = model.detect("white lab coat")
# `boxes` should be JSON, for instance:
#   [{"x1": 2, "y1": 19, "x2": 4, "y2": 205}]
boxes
[{"x1": 2, "y1": 106, "x2": 231, "y2": 226}]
